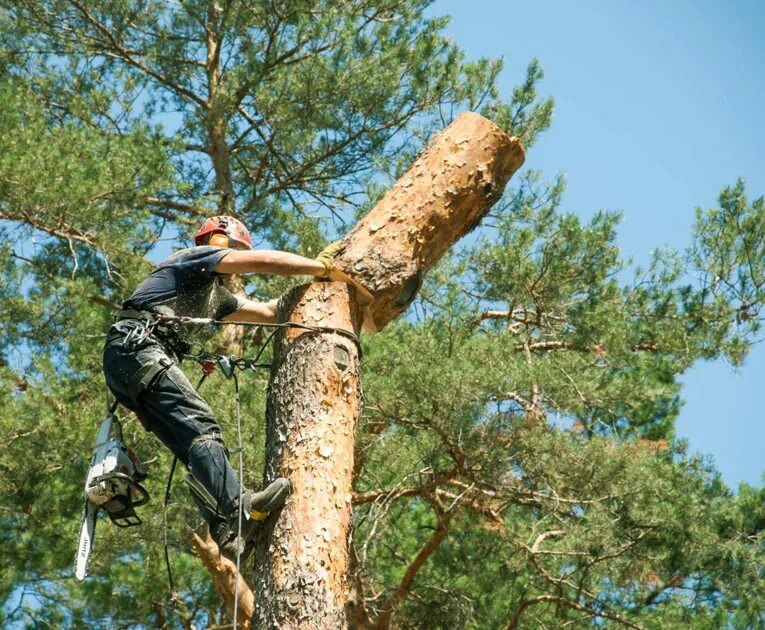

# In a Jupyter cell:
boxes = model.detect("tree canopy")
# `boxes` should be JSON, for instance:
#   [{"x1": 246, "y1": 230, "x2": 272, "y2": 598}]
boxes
[{"x1": 0, "y1": 2, "x2": 762, "y2": 628}]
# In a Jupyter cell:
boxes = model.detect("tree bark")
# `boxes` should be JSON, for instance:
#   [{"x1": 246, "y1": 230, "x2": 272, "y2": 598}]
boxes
[
  {"x1": 253, "y1": 281, "x2": 364, "y2": 629},
  {"x1": 334, "y1": 111, "x2": 525, "y2": 330},
  {"x1": 249, "y1": 112, "x2": 523, "y2": 628}
]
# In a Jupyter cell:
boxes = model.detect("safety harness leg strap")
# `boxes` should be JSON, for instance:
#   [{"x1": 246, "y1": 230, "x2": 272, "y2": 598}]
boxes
[{"x1": 128, "y1": 357, "x2": 174, "y2": 403}]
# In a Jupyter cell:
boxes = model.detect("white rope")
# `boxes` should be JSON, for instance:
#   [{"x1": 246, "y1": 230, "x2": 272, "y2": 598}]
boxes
[{"x1": 233, "y1": 373, "x2": 244, "y2": 629}]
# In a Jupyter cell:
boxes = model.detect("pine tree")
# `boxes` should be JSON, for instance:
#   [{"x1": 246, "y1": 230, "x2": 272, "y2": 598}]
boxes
[{"x1": 0, "y1": 2, "x2": 762, "y2": 628}]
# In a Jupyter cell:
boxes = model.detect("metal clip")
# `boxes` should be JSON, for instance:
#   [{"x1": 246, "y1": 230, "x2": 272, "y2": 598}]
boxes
[{"x1": 217, "y1": 356, "x2": 236, "y2": 379}]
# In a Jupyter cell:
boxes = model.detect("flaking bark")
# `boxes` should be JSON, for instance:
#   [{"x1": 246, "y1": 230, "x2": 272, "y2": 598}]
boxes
[
  {"x1": 250, "y1": 113, "x2": 523, "y2": 628},
  {"x1": 253, "y1": 281, "x2": 364, "y2": 629}
]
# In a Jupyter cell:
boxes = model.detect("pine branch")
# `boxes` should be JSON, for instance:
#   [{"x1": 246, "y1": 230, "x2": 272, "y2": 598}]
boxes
[
  {"x1": 144, "y1": 196, "x2": 208, "y2": 221},
  {"x1": 65, "y1": 0, "x2": 208, "y2": 109},
  {"x1": 504, "y1": 595, "x2": 644, "y2": 630},
  {"x1": 373, "y1": 507, "x2": 454, "y2": 629},
  {"x1": 0, "y1": 208, "x2": 96, "y2": 247}
]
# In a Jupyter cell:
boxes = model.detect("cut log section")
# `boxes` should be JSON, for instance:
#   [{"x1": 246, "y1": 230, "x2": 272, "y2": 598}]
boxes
[{"x1": 335, "y1": 111, "x2": 525, "y2": 330}]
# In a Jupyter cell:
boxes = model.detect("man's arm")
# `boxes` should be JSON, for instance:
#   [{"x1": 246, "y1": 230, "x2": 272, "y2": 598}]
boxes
[
  {"x1": 223, "y1": 298, "x2": 279, "y2": 324},
  {"x1": 214, "y1": 250, "x2": 325, "y2": 276},
  {"x1": 216, "y1": 247, "x2": 374, "y2": 305}
]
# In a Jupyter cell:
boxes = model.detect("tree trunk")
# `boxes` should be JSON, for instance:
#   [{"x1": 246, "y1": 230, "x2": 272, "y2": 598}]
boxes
[
  {"x1": 253, "y1": 281, "x2": 364, "y2": 629},
  {"x1": 249, "y1": 112, "x2": 522, "y2": 628},
  {"x1": 334, "y1": 111, "x2": 525, "y2": 330}
]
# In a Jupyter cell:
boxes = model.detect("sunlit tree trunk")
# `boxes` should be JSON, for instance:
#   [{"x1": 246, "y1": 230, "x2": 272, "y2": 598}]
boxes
[
  {"x1": 251, "y1": 112, "x2": 524, "y2": 628},
  {"x1": 253, "y1": 282, "x2": 365, "y2": 628},
  {"x1": 335, "y1": 111, "x2": 525, "y2": 330}
]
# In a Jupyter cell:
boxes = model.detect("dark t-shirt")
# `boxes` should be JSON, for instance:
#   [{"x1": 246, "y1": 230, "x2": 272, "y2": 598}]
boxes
[{"x1": 123, "y1": 246, "x2": 243, "y2": 321}]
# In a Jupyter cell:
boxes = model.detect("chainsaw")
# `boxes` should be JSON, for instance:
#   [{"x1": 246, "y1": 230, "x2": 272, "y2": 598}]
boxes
[{"x1": 74, "y1": 412, "x2": 149, "y2": 581}]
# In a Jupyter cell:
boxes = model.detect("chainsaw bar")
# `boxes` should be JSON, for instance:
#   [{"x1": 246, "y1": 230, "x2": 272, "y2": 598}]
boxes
[
  {"x1": 74, "y1": 499, "x2": 97, "y2": 581},
  {"x1": 73, "y1": 415, "x2": 113, "y2": 581}
]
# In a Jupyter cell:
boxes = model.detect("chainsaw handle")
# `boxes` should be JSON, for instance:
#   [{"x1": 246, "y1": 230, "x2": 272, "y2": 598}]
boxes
[{"x1": 92, "y1": 472, "x2": 151, "y2": 508}]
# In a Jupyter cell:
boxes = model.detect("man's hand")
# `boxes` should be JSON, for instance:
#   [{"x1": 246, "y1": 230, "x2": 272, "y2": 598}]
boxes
[
  {"x1": 314, "y1": 241, "x2": 374, "y2": 306},
  {"x1": 315, "y1": 241, "x2": 346, "y2": 277}
]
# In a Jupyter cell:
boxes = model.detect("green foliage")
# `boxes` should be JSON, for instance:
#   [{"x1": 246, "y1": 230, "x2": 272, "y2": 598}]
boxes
[
  {"x1": 355, "y1": 172, "x2": 764, "y2": 627},
  {"x1": 0, "y1": 1, "x2": 762, "y2": 629}
]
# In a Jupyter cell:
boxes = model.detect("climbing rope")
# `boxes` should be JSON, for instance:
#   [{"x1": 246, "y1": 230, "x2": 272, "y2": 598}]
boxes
[
  {"x1": 153, "y1": 314, "x2": 361, "y2": 352},
  {"x1": 232, "y1": 370, "x2": 243, "y2": 630}
]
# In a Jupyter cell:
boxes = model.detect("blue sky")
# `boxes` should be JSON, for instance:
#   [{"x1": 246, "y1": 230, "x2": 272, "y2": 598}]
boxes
[{"x1": 429, "y1": 0, "x2": 764, "y2": 487}]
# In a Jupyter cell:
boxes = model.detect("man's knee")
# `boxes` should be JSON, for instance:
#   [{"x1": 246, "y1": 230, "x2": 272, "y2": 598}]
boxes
[
  {"x1": 189, "y1": 428, "x2": 226, "y2": 451},
  {"x1": 187, "y1": 429, "x2": 231, "y2": 473}
]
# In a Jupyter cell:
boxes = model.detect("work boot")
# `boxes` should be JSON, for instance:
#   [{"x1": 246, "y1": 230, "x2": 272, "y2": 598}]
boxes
[
  {"x1": 244, "y1": 477, "x2": 292, "y2": 521},
  {"x1": 210, "y1": 477, "x2": 292, "y2": 562},
  {"x1": 210, "y1": 519, "x2": 256, "y2": 563}
]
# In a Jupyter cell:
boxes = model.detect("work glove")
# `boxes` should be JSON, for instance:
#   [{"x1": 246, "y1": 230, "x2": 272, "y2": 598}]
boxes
[
  {"x1": 315, "y1": 240, "x2": 375, "y2": 308},
  {"x1": 315, "y1": 241, "x2": 345, "y2": 277}
]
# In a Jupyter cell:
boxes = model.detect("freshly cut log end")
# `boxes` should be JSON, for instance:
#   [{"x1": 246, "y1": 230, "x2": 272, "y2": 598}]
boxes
[
  {"x1": 253, "y1": 281, "x2": 363, "y2": 629},
  {"x1": 335, "y1": 111, "x2": 525, "y2": 330}
]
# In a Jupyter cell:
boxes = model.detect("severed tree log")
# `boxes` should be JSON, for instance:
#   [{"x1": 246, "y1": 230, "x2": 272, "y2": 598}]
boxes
[
  {"x1": 335, "y1": 111, "x2": 525, "y2": 331},
  {"x1": 251, "y1": 113, "x2": 523, "y2": 628}
]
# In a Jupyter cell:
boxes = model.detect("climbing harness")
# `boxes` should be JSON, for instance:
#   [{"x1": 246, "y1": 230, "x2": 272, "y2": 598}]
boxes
[{"x1": 123, "y1": 311, "x2": 362, "y2": 351}]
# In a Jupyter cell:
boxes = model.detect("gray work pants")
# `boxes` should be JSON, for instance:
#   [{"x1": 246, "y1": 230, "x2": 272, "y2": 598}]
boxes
[{"x1": 102, "y1": 321, "x2": 242, "y2": 524}]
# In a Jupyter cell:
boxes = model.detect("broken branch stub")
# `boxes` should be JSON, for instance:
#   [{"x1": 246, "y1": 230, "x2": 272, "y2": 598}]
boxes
[
  {"x1": 191, "y1": 529, "x2": 253, "y2": 628},
  {"x1": 335, "y1": 111, "x2": 525, "y2": 330}
]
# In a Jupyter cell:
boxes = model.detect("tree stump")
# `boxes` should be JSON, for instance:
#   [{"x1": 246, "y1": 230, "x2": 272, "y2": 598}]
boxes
[{"x1": 253, "y1": 282, "x2": 364, "y2": 628}]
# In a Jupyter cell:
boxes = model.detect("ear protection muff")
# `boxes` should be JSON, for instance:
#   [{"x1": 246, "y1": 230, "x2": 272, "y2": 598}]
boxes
[{"x1": 208, "y1": 233, "x2": 229, "y2": 248}]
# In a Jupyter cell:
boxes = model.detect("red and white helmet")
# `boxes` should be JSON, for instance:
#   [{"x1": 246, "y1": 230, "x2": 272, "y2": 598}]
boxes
[{"x1": 194, "y1": 215, "x2": 252, "y2": 249}]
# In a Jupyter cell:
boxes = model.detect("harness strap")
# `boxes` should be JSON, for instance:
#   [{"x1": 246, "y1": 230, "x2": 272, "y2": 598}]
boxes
[
  {"x1": 128, "y1": 357, "x2": 174, "y2": 403},
  {"x1": 110, "y1": 312, "x2": 191, "y2": 361},
  {"x1": 117, "y1": 309, "x2": 157, "y2": 322}
]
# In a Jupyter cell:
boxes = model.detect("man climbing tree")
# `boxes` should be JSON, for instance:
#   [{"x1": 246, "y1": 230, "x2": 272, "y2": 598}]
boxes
[{"x1": 103, "y1": 215, "x2": 353, "y2": 561}]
